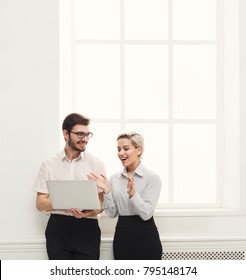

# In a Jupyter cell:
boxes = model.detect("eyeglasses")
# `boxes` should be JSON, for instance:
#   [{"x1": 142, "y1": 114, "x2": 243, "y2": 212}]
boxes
[{"x1": 70, "y1": 131, "x2": 93, "y2": 139}]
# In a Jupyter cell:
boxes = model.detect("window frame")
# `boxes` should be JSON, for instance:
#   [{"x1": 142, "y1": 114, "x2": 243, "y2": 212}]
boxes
[{"x1": 59, "y1": 0, "x2": 240, "y2": 216}]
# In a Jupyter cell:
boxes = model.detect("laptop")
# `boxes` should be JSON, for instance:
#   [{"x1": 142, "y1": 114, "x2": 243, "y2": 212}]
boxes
[{"x1": 46, "y1": 180, "x2": 104, "y2": 210}]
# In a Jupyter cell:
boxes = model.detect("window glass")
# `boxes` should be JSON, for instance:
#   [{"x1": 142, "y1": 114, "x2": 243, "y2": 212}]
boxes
[
  {"x1": 75, "y1": 0, "x2": 120, "y2": 39},
  {"x1": 173, "y1": 124, "x2": 217, "y2": 204},
  {"x1": 125, "y1": 0, "x2": 168, "y2": 40},
  {"x1": 75, "y1": 45, "x2": 121, "y2": 118},
  {"x1": 173, "y1": 0, "x2": 216, "y2": 40},
  {"x1": 173, "y1": 45, "x2": 217, "y2": 119},
  {"x1": 125, "y1": 45, "x2": 169, "y2": 119}
]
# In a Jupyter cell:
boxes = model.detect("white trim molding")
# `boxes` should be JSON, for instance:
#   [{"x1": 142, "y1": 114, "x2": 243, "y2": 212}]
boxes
[{"x1": 0, "y1": 236, "x2": 245, "y2": 260}]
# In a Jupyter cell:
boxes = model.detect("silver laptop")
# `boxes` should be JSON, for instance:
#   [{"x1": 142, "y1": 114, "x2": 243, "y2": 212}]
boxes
[{"x1": 47, "y1": 180, "x2": 103, "y2": 210}]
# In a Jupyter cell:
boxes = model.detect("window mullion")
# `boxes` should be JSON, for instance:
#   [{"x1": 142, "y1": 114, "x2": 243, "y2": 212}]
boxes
[
  {"x1": 168, "y1": 0, "x2": 174, "y2": 204},
  {"x1": 120, "y1": 0, "x2": 125, "y2": 131},
  {"x1": 216, "y1": 0, "x2": 225, "y2": 207}
]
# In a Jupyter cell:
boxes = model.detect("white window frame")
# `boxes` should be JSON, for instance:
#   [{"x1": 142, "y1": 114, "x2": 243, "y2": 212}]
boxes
[{"x1": 59, "y1": 0, "x2": 240, "y2": 216}]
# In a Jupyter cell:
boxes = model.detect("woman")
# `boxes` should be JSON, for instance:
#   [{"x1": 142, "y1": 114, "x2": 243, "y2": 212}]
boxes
[{"x1": 88, "y1": 132, "x2": 163, "y2": 260}]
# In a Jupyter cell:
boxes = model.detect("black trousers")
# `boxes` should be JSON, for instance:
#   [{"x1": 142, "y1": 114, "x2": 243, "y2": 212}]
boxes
[
  {"x1": 113, "y1": 215, "x2": 163, "y2": 260},
  {"x1": 45, "y1": 214, "x2": 101, "y2": 260}
]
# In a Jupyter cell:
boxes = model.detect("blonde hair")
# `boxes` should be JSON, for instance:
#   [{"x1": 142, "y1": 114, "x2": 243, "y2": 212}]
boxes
[{"x1": 117, "y1": 132, "x2": 144, "y2": 159}]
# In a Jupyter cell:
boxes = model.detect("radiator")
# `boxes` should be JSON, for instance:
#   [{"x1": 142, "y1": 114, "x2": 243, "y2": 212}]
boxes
[{"x1": 162, "y1": 250, "x2": 245, "y2": 260}]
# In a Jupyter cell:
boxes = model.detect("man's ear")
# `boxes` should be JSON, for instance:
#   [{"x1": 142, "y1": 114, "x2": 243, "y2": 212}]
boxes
[{"x1": 63, "y1": 130, "x2": 69, "y2": 141}]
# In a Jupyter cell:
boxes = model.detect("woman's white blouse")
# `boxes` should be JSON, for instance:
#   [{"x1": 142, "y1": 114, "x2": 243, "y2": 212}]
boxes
[{"x1": 103, "y1": 163, "x2": 162, "y2": 221}]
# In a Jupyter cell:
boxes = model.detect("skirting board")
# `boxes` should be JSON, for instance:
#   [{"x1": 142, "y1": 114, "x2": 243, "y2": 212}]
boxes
[{"x1": 0, "y1": 237, "x2": 246, "y2": 260}]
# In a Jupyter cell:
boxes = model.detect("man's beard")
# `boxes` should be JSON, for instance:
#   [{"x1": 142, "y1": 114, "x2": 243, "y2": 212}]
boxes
[{"x1": 68, "y1": 138, "x2": 86, "y2": 153}]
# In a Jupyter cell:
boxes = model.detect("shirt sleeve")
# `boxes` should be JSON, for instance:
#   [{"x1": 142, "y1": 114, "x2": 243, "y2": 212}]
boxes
[
  {"x1": 33, "y1": 159, "x2": 50, "y2": 193},
  {"x1": 94, "y1": 158, "x2": 107, "y2": 176},
  {"x1": 103, "y1": 190, "x2": 118, "y2": 217},
  {"x1": 129, "y1": 172, "x2": 162, "y2": 221}
]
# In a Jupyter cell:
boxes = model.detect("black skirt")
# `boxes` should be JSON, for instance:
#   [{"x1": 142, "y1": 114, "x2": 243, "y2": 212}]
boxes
[{"x1": 113, "y1": 215, "x2": 163, "y2": 260}]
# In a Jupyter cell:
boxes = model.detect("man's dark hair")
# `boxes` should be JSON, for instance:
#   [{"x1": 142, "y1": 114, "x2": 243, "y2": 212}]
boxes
[{"x1": 62, "y1": 113, "x2": 90, "y2": 133}]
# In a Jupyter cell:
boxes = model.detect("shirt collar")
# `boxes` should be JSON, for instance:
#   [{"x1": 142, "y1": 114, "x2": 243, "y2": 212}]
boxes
[
  {"x1": 59, "y1": 149, "x2": 84, "y2": 162},
  {"x1": 121, "y1": 162, "x2": 144, "y2": 178}
]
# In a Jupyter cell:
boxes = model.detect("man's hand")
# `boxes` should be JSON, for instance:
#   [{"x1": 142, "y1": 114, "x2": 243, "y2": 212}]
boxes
[{"x1": 69, "y1": 208, "x2": 103, "y2": 219}]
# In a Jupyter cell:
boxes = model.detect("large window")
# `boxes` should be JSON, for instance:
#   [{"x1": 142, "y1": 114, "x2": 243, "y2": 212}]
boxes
[{"x1": 60, "y1": 0, "x2": 239, "y2": 211}]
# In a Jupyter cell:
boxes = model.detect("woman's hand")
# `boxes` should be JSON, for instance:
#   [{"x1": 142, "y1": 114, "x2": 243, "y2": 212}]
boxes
[
  {"x1": 127, "y1": 177, "x2": 136, "y2": 198},
  {"x1": 87, "y1": 173, "x2": 110, "y2": 194}
]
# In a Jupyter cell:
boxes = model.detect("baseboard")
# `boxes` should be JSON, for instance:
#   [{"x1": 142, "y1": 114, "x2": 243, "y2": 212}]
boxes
[{"x1": 0, "y1": 236, "x2": 246, "y2": 260}]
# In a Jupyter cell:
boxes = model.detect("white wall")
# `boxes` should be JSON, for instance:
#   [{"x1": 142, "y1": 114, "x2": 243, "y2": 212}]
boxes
[
  {"x1": 0, "y1": 0, "x2": 59, "y2": 241},
  {"x1": 0, "y1": 0, "x2": 245, "y2": 259}
]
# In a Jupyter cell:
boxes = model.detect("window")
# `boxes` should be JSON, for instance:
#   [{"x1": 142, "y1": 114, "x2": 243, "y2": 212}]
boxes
[{"x1": 60, "y1": 0, "x2": 239, "y2": 211}]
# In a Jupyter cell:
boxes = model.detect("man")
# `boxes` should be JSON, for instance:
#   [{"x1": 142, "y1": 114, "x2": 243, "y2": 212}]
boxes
[{"x1": 33, "y1": 113, "x2": 106, "y2": 260}]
